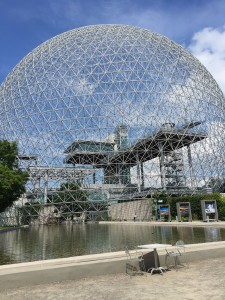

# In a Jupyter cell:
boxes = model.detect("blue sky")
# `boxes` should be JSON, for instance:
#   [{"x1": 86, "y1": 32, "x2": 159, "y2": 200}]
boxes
[{"x1": 1, "y1": 0, "x2": 225, "y2": 93}]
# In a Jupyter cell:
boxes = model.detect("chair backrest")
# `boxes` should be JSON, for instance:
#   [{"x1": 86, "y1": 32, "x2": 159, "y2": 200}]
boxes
[
  {"x1": 175, "y1": 240, "x2": 185, "y2": 254},
  {"x1": 125, "y1": 247, "x2": 144, "y2": 260},
  {"x1": 165, "y1": 248, "x2": 174, "y2": 255},
  {"x1": 125, "y1": 247, "x2": 132, "y2": 259},
  {"x1": 176, "y1": 240, "x2": 184, "y2": 247},
  {"x1": 125, "y1": 247, "x2": 146, "y2": 274}
]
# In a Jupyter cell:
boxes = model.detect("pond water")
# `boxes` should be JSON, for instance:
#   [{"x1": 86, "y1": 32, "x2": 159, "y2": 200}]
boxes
[{"x1": 0, "y1": 223, "x2": 225, "y2": 265}]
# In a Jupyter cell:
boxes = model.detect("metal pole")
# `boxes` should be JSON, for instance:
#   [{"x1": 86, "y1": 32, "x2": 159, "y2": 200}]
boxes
[
  {"x1": 155, "y1": 199, "x2": 158, "y2": 221},
  {"x1": 136, "y1": 153, "x2": 141, "y2": 192},
  {"x1": 159, "y1": 143, "x2": 166, "y2": 190},
  {"x1": 44, "y1": 171, "x2": 48, "y2": 203},
  {"x1": 187, "y1": 145, "x2": 195, "y2": 190},
  {"x1": 141, "y1": 162, "x2": 144, "y2": 187}
]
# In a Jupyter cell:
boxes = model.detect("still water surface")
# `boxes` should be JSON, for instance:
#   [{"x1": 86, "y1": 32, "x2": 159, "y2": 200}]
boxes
[{"x1": 1, "y1": 223, "x2": 225, "y2": 265}]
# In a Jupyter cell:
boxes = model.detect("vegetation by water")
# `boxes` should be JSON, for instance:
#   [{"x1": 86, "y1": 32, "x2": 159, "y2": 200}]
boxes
[
  {"x1": 0, "y1": 140, "x2": 28, "y2": 213},
  {"x1": 0, "y1": 226, "x2": 20, "y2": 230},
  {"x1": 153, "y1": 192, "x2": 225, "y2": 220}
]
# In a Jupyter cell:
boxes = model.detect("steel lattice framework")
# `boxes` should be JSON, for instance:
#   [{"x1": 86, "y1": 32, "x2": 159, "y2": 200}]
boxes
[{"x1": 0, "y1": 24, "x2": 225, "y2": 225}]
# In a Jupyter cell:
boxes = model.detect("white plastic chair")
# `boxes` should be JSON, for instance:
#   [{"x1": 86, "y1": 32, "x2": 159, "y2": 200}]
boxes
[
  {"x1": 125, "y1": 247, "x2": 146, "y2": 276},
  {"x1": 165, "y1": 240, "x2": 189, "y2": 271}
]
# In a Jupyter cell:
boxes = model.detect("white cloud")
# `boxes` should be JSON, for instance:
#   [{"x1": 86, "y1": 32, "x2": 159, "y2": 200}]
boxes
[{"x1": 188, "y1": 26, "x2": 225, "y2": 94}]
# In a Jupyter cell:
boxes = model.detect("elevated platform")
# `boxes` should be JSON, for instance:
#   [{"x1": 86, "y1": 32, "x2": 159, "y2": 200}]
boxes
[
  {"x1": 28, "y1": 166, "x2": 95, "y2": 180},
  {"x1": 64, "y1": 128, "x2": 207, "y2": 167}
]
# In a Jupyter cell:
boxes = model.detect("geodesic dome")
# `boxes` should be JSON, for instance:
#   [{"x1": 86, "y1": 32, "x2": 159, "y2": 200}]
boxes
[{"x1": 0, "y1": 24, "x2": 225, "y2": 200}]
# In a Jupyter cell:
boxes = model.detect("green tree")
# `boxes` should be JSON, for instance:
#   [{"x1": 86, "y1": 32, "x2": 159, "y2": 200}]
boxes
[
  {"x1": 0, "y1": 140, "x2": 19, "y2": 169},
  {"x1": 164, "y1": 193, "x2": 225, "y2": 220},
  {"x1": 0, "y1": 140, "x2": 28, "y2": 213}
]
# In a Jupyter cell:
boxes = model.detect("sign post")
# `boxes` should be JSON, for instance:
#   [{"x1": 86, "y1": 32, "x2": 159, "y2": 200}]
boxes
[
  {"x1": 157, "y1": 204, "x2": 171, "y2": 222},
  {"x1": 201, "y1": 200, "x2": 218, "y2": 222},
  {"x1": 176, "y1": 202, "x2": 192, "y2": 222},
  {"x1": 153, "y1": 199, "x2": 163, "y2": 221}
]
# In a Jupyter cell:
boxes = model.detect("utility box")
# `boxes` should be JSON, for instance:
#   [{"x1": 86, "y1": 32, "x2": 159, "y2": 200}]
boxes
[
  {"x1": 157, "y1": 204, "x2": 171, "y2": 222},
  {"x1": 201, "y1": 200, "x2": 218, "y2": 222},
  {"x1": 176, "y1": 202, "x2": 192, "y2": 222}
]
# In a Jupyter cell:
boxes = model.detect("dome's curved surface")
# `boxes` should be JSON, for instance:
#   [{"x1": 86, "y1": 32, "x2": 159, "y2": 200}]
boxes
[{"x1": 0, "y1": 24, "x2": 225, "y2": 195}]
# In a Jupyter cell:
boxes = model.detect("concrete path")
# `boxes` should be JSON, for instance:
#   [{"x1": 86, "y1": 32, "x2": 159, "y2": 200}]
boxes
[
  {"x1": 1, "y1": 256, "x2": 225, "y2": 300},
  {"x1": 100, "y1": 220, "x2": 225, "y2": 227}
]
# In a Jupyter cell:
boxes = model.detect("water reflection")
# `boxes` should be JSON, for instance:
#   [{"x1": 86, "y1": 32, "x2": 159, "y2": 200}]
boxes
[
  {"x1": 204, "y1": 227, "x2": 221, "y2": 242},
  {"x1": 0, "y1": 224, "x2": 225, "y2": 265},
  {"x1": 176, "y1": 227, "x2": 195, "y2": 243}
]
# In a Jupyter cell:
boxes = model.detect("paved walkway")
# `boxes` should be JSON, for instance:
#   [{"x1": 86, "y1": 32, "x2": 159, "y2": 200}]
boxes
[
  {"x1": 1, "y1": 256, "x2": 225, "y2": 300},
  {"x1": 101, "y1": 220, "x2": 225, "y2": 228}
]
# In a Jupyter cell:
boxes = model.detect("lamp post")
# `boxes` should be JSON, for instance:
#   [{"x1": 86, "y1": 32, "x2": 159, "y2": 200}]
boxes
[{"x1": 154, "y1": 199, "x2": 163, "y2": 221}]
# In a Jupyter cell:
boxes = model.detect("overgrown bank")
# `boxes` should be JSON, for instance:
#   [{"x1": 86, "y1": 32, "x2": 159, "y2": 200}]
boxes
[{"x1": 153, "y1": 192, "x2": 225, "y2": 221}]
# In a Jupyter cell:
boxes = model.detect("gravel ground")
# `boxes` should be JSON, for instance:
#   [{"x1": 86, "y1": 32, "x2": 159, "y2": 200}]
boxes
[{"x1": 1, "y1": 257, "x2": 225, "y2": 300}]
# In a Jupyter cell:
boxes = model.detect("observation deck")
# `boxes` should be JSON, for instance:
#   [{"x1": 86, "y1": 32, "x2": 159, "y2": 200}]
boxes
[{"x1": 64, "y1": 127, "x2": 207, "y2": 167}]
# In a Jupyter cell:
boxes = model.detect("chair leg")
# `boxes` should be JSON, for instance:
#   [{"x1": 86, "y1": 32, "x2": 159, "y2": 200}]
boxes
[
  {"x1": 184, "y1": 253, "x2": 189, "y2": 268},
  {"x1": 165, "y1": 254, "x2": 174, "y2": 270},
  {"x1": 174, "y1": 256, "x2": 178, "y2": 271},
  {"x1": 165, "y1": 254, "x2": 169, "y2": 270},
  {"x1": 126, "y1": 262, "x2": 146, "y2": 277}
]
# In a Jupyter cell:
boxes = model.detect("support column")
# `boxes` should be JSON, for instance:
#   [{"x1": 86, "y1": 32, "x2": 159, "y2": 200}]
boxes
[
  {"x1": 118, "y1": 164, "x2": 122, "y2": 185},
  {"x1": 141, "y1": 162, "x2": 144, "y2": 188},
  {"x1": 34, "y1": 177, "x2": 41, "y2": 190},
  {"x1": 187, "y1": 145, "x2": 195, "y2": 190},
  {"x1": 93, "y1": 170, "x2": 96, "y2": 184},
  {"x1": 44, "y1": 171, "x2": 48, "y2": 203},
  {"x1": 159, "y1": 143, "x2": 166, "y2": 190},
  {"x1": 136, "y1": 153, "x2": 141, "y2": 192}
]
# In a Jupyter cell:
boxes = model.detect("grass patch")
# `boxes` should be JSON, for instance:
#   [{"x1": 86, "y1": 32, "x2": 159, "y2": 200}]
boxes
[{"x1": 0, "y1": 226, "x2": 11, "y2": 230}]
